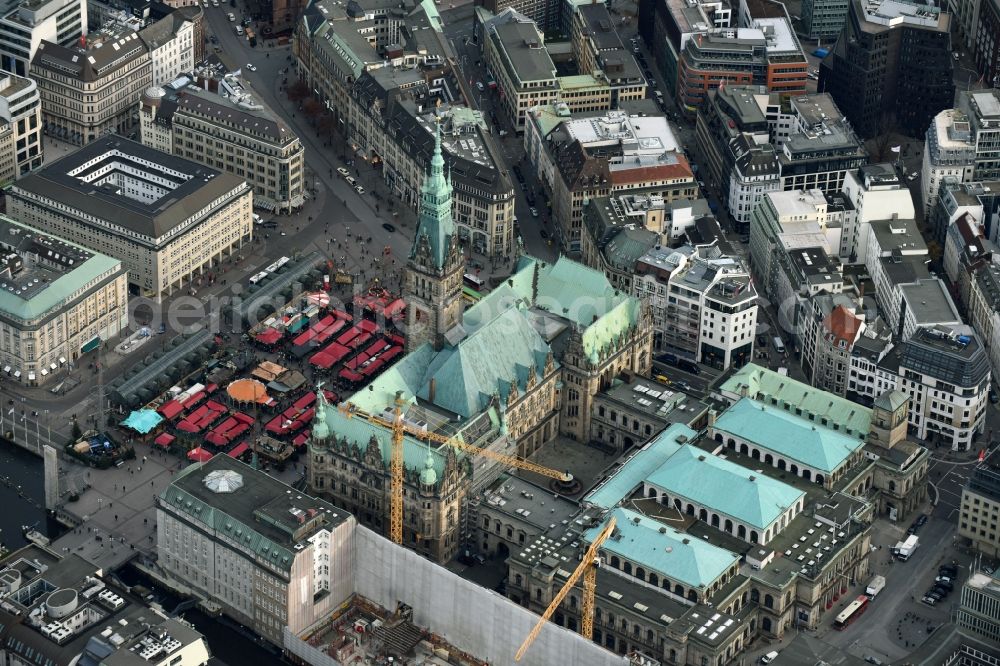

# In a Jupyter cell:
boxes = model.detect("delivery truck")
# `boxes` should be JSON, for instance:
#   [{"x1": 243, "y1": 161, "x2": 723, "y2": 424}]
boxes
[{"x1": 865, "y1": 574, "x2": 886, "y2": 598}]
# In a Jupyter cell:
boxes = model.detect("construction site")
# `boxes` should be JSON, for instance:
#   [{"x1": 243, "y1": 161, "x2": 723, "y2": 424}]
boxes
[{"x1": 279, "y1": 523, "x2": 629, "y2": 666}]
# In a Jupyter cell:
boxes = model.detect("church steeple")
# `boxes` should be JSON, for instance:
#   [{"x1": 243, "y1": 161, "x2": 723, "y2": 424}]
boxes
[{"x1": 410, "y1": 120, "x2": 457, "y2": 272}]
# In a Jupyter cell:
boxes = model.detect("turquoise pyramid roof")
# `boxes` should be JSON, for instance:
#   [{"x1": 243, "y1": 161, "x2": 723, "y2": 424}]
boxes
[
  {"x1": 645, "y1": 446, "x2": 804, "y2": 530},
  {"x1": 587, "y1": 508, "x2": 739, "y2": 589},
  {"x1": 713, "y1": 398, "x2": 865, "y2": 474}
]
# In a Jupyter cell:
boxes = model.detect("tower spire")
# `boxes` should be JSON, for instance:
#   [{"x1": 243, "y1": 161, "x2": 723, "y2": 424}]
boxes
[{"x1": 410, "y1": 117, "x2": 455, "y2": 271}]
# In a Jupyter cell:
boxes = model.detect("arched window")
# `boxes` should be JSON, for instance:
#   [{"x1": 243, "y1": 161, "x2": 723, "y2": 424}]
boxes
[
  {"x1": 647, "y1": 487, "x2": 657, "y2": 498},
  {"x1": 515, "y1": 574, "x2": 523, "y2": 586},
  {"x1": 764, "y1": 594, "x2": 774, "y2": 609},
  {"x1": 711, "y1": 514, "x2": 720, "y2": 528},
  {"x1": 738, "y1": 525, "x2": 747, "y2": 539},
  {"x1": 649, "y1": 573, "x2": 659, "y2": 586},
  {"x1": 816, "y1": 474, "x2": 825, "y2": 485},
  {"x1": 686, "y1": 504, "x2": 695, "y2": 516},
  {"x1": 762, "y1": 617, "x2": 772, "y2": 633},
  {"x1": 764, "y1": 454, "x2": 773, "y2": 465},
  {"x1": 750, "y1": 589, "x2": 760, "y2": 603},
  {"x1": 750, "y1": 531, "x2": 759, "y2": 543},
  {"x1": 636, "y1": 567, "x2": 646, "y2": 581},
  {"x1": 536, "y1": 589, "x2": 542, "y2": 601},
  {"x1": 610, "y1": 556, "x2": 620, "y2": 568},
  {"x1": 803, "y1": 470, "x2": 812, "y2": 481},
  {"x1": 674, "y1": 583, "x2": 684, "y2": 596},
  {"x1": 888, "y1": 480, "x2": 896, "y2": 492},
  {"x1": 740, "y1": 443, "x2": 749, "y2": 454},
  {"x1": 623, "y1": 562, "x2": 633, "y2": 575},
  {"x1": 687, "y1": 589, "x2": 697, "y2": 602},
  {"x1": 570, "y1": 595, "x2": 578, "y2": 608},
  {"x1": 725, "y1": 519, "x2": 733, "y2": 533},
  {"x1": 699, "y1": 508, "x2": 708, "y2": 521},
  {"x1": 714, "y1": 433, "x2": 723, "y2": 442}
]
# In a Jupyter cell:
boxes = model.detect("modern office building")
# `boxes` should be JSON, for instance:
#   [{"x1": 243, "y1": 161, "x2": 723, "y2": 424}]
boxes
[
  {"x1": 657, "y1": 245, "x2": 758, "y2": 369},
  {"x1": 959, "y1": 90, "x2": 1000, "y2": 182},
  {"x1": 676, "y1": 19, "x2": 807, "y2": 112},
  {"x1": 0, "y1": 214, "x2": 127, "y2": 384},
  {"x1": 801, "y1": 0, "x2": 849, "y2": 40},
  {"x1": 530, "y1": 109, "x2": 695, "y2": 251},
  {"x1": 32, "y1": 29, "x2": 150, "y2": 144},
  {"x1": 484, "y1": 20, "x2": 558, "y2": 131},
  {"x1": 957, "y1": 569, "x2": 1000, "y2": 642},
  {"x1": 138, "y1": 68, "x2": 305, "y2": 213},
  {"x1": 0, "y1": 544, "x2": 211, "y2": 666},
  {"x1": 819, "y1": 0, "x2": 954, "y2": 139},
  {"x1": 921, "y1": 108, "x2": 977, "y2": 213},
  {"x1": 8, "y1": 136, "x2": 252, "y2": 301},
  {"x1": 776, "y1": 94, "x2": 867, "y2": 197},
  {"x1": 875, "y1": 325, "x2": 992, "y2": 449},
  {"x1": 0, "y1": 0, "x2": 86, "y2": 76},
  {"x1": 0, "y1": 73, "x2": 41, "y2": 177},
  {"x1": 959, "y1": 450, "x2": 1000, "y2": 556}
]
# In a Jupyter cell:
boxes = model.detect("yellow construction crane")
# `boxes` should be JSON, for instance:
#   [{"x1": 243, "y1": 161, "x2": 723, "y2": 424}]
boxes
[
  {"x1": 338, "y1": 392, "x2": 572, "y2": 545},
  {"x1": 514, "y1": 516, "x2": 617, "y2": 662}
]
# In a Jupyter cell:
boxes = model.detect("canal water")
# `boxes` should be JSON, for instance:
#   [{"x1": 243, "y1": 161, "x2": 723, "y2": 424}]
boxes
[
  {"x1": 0, "y1": 441, "x2": 49, "y2": 550},
  {"x1": 0, "y1": 444, "x2": 272, "y2": 665},
  {"x1": 116, "y1": 565, "x2": 281, "y2": 665}
]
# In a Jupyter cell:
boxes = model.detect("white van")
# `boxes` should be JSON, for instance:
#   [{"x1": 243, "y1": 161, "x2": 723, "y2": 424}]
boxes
[
  {"x1": 773, "y1": 337, "x2": 786, "y2": 354},
  {"x1": 761, "y1": 652, "x2": 780, "y2": 664},
  {"x1": 236, "y1": 25, "x2": 244, "y2": 35}
]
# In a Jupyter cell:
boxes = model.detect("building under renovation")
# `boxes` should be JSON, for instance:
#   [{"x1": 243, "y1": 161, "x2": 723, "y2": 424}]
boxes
[
  {"x1": 307, "y1": 125, "x2": 654, "y2": 564},
  {"x1": 157, "y1": 454, "x2": 629, "y2": 666}
]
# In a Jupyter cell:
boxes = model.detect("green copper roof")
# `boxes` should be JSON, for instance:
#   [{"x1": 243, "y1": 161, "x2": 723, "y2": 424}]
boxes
[
  {"x1": 587, "y1": 508, "x2": 739, "y2": 590},
  {"x1": 416, "y1": 306, "x2": 553, "y2": 418},
  {"x1": 719, "y1": 363, "x2": 872, "y2": 438},
  {"x1": 0, "y1": 218, "x2": 122, "y2": 324},
  {"x1": 713, "y1": 398, "x2": 866, "y2": 474},
  {"x1": 410, "y1": 123, "x2": 455, "y2": 270},
  {"x1": 419, "y1": 445, "x2": 438, "y2": 486},
  {"x1": 585, "y1": 423, "x2": 695, "y2": 509},
  {"x1": 321, "y1": 402, "x2": 454, "y2": 478},
  {"x1": 645, "y1": 446, "x2": 805, "y2": 531},
  {"x1": 873, "y1": 389, "x2": 908, "y2": 412},
  {"x1": 312, "y1": 385, "x2": 331, "y2": 440}
]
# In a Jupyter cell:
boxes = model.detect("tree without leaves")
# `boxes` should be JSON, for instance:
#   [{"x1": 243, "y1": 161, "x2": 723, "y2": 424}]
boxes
[
  {"x1": 303, "y1": 98, "x2": 325, "y2": 122},
  {"x1": 286, "y1": 80, "x2": 310, "y2": 103}
]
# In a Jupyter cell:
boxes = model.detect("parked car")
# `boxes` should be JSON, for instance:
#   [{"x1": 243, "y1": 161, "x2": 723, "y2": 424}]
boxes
[
  {"x1": 354, "y1": 185, "x2": 365, "y2": 195},
  {"x1": 346, "y1": 176, "x2": 357, "y2": 186},
  {"x1": 382, "y1": 222, "x2": 396, "y2": 232},
  {"x1": 760, "y1": 652, "x2": 779, "y2": 664},
  {"x1": 530, "y1": 207, "x2": 539, "y2": 217},
  {"x1": 246, "y1": 63, "x2": 256, "y2": 72},
  {"x1": 657, "y1": 353, "x2": 679, "y2": 366},
  {"x1": 476, "y1": 81, "x2": 484, "y2": 91},
  {"x1": 337, "y1": 167, "x2": 349, "y2": 177},
  {"x1": 677, "y1": 358, "x2": 701, "y2": 374}
]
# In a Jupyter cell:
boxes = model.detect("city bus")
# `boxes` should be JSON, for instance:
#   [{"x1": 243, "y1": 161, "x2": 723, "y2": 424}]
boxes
[
  {"x1": 463, "y1": 273, "x2": 485, "y2": 290},
  {"x1": 834, "y1": 595, "x2": 869, "y2": 630},
  {"x1": 462, "y1": 286, "x2": 483, "y2": 304}
]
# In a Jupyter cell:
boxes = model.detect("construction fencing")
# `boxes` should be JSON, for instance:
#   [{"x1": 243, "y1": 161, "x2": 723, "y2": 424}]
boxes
[{"x1": 353, "y1": 525, "x2": 629, "y2": 666}]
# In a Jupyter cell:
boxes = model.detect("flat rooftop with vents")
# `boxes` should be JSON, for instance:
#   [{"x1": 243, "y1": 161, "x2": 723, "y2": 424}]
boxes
[{"x1": 10, "y1": 136, "x2": 246, "y2": 241}]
